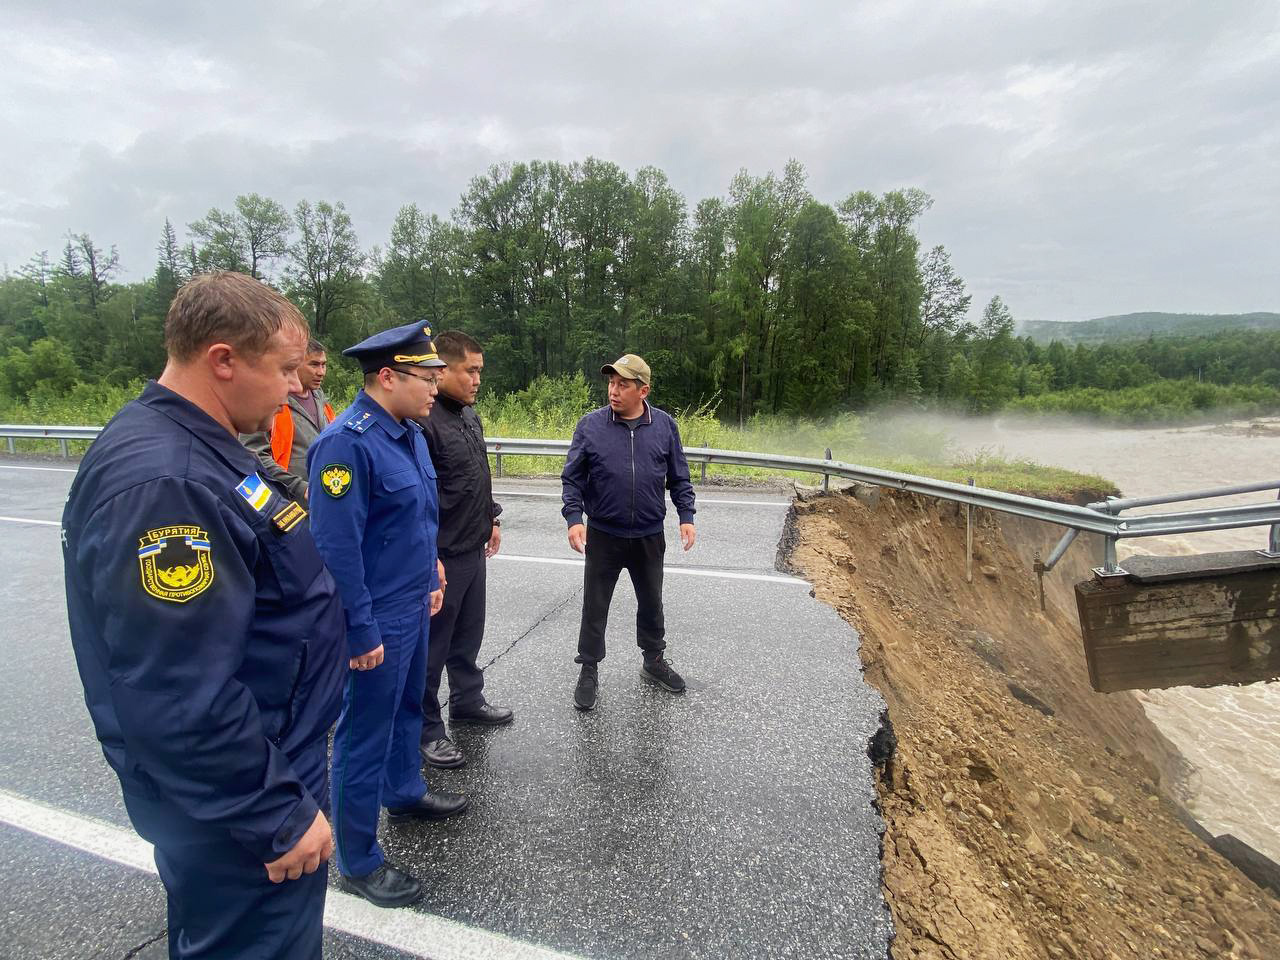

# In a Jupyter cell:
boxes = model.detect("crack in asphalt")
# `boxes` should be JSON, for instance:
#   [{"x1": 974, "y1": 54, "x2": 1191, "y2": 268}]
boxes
[
  {"x1": 481, "y1": 585, "x2": 583, "y2": 671},
  {"x1": 121, "y1": 930, "x2": 167, "y2": 959}
]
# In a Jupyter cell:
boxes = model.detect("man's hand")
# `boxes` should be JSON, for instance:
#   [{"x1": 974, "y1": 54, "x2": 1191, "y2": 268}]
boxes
[
  {"x1": 485, "y1": 524, "x2": 502, "y2": 558},
  {"x1": 429, "y1": 588, "x2": 444, "y2": 616},
  {"x1": 350, "y1": 644, "x2": 384, "y2": 671},
  {"x1": 680, "y1": 523, "x2": 696, "y2": 552},
  {"x1": 264, "y1": 811, "x2": 332, "y2": 883},
  {"x1": 437, "y1": 559, "x2": 446, "y2": 592},
  {"x1": 567, "y1": 523, "x2": 587, "y2": 554}
]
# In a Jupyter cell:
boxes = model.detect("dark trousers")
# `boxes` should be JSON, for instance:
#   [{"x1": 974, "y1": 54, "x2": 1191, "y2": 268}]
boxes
[
  {"x1": 421, "y1": 548, "x2": 488, "y2": 742},
  {"x1": 132, "y1": 739, "x2": 330, "y2": 960},
  {"x1": 576, "y1": 527, "x2": 666, "y2": 666},
  {"x1": 331, "y1": 604, "x2": 430, "y2": 878},
  {"x1": 154, "y1": 841, "x2": 326, "y2": 959}
]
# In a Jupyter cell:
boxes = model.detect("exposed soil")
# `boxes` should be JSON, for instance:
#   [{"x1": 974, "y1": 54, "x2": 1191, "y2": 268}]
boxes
[{"x1": 786, "y1": 487, "x2": 1280, "y2": 960}]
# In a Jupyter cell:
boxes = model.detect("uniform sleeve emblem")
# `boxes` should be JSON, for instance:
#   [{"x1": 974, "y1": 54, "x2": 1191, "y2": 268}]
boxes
[
  {"x1": 137, "y1": 526, "x2": 215, "y2": 603},
  {"x1": 235, "y1": 473, "x2": 272, "y2": 511},
  {"x1": 320, "y1": 464, "x2": 353, "y2": 498}
]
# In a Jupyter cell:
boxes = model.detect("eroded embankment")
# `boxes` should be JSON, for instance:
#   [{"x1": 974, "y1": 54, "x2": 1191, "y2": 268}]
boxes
[{"x1": 784, "y1": 487, "x2": 1280, "y2": 960}]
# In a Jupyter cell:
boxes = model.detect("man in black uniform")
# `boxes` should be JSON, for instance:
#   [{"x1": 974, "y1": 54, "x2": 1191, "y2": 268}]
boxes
[
  {"x1": 414, "y1": 331, "x2": 513, "y2": 770},
  {"x1": 62, "y1": 272, "x2": 346, "y2": 959}
]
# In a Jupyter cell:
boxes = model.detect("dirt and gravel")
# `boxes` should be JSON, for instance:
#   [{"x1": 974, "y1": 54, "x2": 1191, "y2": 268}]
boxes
[{"x1": 786, "y1": 486, "x2": 1280, "y2": 960}]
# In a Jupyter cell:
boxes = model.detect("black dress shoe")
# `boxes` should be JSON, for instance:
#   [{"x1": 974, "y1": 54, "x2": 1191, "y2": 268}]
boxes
[
  {"x1": 420, "y1": 737, "x2": 465, "y2": 769},
  {"x1": 387, "y1": 790, "x2": 469, "y2": 822},
  {"x1": 450, "y1": 702, "x2": 514, "y2": 726},
  {"x1": 574, "y1": 666, "x2": 598, "y2": 711},
  {"x1": 339, "y1": 863, "x2": 423, "y2": 908}
]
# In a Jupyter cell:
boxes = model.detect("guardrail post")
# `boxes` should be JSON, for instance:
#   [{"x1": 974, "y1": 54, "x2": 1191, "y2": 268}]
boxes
[
  {"x1": 1103, "y1": 536, "x2": 1119, "y2": 574},
  {"x1": 823, "y1": 448, "x2": 831, "y2": 493},
  {"x1": 700, "y1": 459, "x2": 707, "y2": 483},
  {"x1": 1262, "y1": 488, "x2": 1280, "y2": 558},
  {"x1": 966, "y1": 477, "x2": 974, "y2": 583},
  {"x1": 5, "y1": 437, "x2": 13, "y2": 454},
  {"x1": 495, "y1": 451, "x2": 503, "y2": 478},
  {"x1": 59, "y1": 439, "x2": 68, "y2": 458},
  {"x1": 1090, "y1": 534, "x2": 1129, "y2": 579}
]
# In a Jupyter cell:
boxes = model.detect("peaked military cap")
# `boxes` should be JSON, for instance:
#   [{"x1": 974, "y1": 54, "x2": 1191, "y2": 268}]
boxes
[{"x1": 343, "y1": 321, "x2": 448, "y2": 373}]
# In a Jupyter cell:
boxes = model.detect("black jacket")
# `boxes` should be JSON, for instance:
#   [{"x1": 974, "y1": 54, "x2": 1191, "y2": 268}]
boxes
[{"x1": 418, "y1": 394, "x2": 501, "y2": 558}]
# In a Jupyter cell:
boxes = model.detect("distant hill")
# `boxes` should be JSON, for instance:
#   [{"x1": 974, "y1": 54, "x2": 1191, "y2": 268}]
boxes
[{"x1": 1020, "y1": 312, "x2": 1280, "y2": 344}]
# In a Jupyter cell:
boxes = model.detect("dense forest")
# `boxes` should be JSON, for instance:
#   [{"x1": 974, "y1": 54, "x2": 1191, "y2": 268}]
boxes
[{"x1": 1, "y1": 158, "x2": 1277, "y2": 423}]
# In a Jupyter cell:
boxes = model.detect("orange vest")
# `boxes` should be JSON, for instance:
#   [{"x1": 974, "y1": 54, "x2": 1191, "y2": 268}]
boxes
[{"x1": 270, "y1": 398, "x2": 336, "y2": 471}]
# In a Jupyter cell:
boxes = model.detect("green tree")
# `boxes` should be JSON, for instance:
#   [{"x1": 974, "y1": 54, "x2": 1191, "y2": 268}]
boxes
[
  {"x1": 971, "y1": 296, "x2": 1019, "y2": 411},
  {"x1": 154, "y1": 219, "x2": 185, "y2": 307},
  {"x1": 190, "y1": 194, "x2": 291, "y2": 279},
  {"x1": 286, "y1": 200, "x2": 364, "y2": 336},
  {"x1": 379, "y1": 204, "x2": 463, "y2": 326}
]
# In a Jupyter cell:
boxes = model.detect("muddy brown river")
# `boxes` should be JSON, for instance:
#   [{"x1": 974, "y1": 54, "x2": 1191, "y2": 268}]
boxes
[{"x1": 935, "y1": 414, "x2": 1280, "y2": 863}]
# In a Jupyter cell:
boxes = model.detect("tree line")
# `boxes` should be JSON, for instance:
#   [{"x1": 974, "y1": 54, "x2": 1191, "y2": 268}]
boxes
[{"x1": 1, "y1": 157, "x2": 1275, "y2": 421}]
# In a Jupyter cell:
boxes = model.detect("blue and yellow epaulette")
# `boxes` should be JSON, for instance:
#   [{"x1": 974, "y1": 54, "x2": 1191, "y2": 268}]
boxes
[{"x1": 344, "y1": 411, "x2": 373, "y2": 434}]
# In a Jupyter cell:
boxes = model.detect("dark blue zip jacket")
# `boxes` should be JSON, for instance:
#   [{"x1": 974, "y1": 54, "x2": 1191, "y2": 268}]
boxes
[
  {"x1": 62, "y1": 381, "x2": 346, "y2": 862},
  {"x1": 561, "y1": 401, "x2": 696, "y2": 538}
]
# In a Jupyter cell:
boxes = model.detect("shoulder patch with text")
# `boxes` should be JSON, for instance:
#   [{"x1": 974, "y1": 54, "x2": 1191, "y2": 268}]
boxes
[
  {"x1": 319, "y1": 464, "x2": 353, "y2": 498},
  {"x1": 272, "y1": 501, "x2": 307, "y2": 532},
  {"x1": 137, "y1": 526, "x2": 215, "y2": 603}
]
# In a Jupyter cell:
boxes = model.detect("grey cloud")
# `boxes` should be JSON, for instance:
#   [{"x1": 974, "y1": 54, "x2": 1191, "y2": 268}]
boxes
[{"x1": 2, "y1": 0, "x2": 1276, "y2": 322}]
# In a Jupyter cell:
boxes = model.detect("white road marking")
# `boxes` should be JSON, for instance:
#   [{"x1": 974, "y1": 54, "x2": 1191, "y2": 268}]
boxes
[
  {"x1": 0, "y1": 464, "x2": 77, "y2": 473},
  {"x1": 495, "y1": 553, "x2": 806, "y2": 585},
  {"x1": 0, "y1": 515, "x2": 58, "y2": 527},
  {"x1": 494, "y1": 488, "x2": 791, "y2": 507},
  {"x1": 0, "y1": 789, "x2": 584, "y2": 960},
  {"x1": 0, "y1": 518, "x2": 805, "y2": 586}
]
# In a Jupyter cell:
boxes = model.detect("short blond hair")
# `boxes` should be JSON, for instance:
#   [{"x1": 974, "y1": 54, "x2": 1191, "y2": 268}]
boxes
[{"x1": 165, "y1": 272, "x2": 309, "y2": 362}]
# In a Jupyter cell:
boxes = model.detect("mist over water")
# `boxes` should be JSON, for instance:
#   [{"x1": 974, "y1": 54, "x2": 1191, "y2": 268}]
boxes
[{"x1": 907, "y1": 412, "x2": 1280, "y2": 861}]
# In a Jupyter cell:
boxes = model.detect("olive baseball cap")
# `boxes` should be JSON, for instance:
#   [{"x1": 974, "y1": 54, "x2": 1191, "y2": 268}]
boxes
[{"x1": 601, "y1": 354, "x2": 651, "y2": 386}]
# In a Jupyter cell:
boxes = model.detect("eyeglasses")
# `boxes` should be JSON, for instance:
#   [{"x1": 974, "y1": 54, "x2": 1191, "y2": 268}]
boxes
[{"x1": 392, "y1": 367, "x2": 442, "y2": 388}]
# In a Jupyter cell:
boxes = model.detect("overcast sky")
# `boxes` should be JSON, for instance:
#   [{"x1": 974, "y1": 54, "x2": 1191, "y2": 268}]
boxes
[{"x1": 2, "y1": 0, "x2": 1276, "y2": 323}]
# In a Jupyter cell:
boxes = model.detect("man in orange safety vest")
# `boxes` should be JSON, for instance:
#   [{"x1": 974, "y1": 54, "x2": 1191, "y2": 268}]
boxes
[{"x1": 242, "y1": 337, "x2": 335, "y2": 501}]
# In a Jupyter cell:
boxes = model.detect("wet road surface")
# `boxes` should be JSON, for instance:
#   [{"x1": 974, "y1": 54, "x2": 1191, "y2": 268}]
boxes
[{"x1": 0, "y1": 459, "x2": 891, "y2": 959}]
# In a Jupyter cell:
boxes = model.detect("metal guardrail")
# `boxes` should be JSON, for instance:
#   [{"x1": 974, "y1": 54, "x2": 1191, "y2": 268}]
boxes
[
  {"x1": 6, "y1": 424, "x2": 1280, "y2": 575},
  {"x1": 0, "y1": 423, "x2": 101, "y2": 457}
]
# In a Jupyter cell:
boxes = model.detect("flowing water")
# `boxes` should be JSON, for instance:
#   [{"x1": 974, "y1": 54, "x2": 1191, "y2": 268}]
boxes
[{"x1": 934, "y1": 414, "x2": 1280, "y2": 862}]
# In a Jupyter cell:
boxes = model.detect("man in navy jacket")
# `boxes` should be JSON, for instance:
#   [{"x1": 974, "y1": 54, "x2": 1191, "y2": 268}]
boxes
[
  {"x1": 62, "y1": 272, "x2": 345, "y2": 959},
  {"x1": 561, "y1": 354, "x2": 697, "y2": 711}
]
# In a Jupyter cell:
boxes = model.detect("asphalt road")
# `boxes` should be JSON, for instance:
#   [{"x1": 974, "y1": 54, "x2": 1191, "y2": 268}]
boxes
[{"x1": 0, "y1": 458, "x2": 892, "y2": 960}]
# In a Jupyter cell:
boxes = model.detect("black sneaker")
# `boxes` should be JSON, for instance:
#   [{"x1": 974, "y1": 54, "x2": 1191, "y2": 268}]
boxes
[
  {"x1": 574, "y1": 665, "x2": 598, "y2": 711},
  {"x1": 641, "y1": 656, "x2": 686, "y2": 693}
]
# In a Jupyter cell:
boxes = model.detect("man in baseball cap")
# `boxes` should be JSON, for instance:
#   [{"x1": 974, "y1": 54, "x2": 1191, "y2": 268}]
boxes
[{"x1": 561, "y1": 353, "x2": 698, "y2": 711}]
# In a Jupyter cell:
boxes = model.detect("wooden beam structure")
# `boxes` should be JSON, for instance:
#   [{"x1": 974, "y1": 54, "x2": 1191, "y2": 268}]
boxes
[{"x1": 1076, "y1": 551, "x2": 1280, "y2": 693}]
